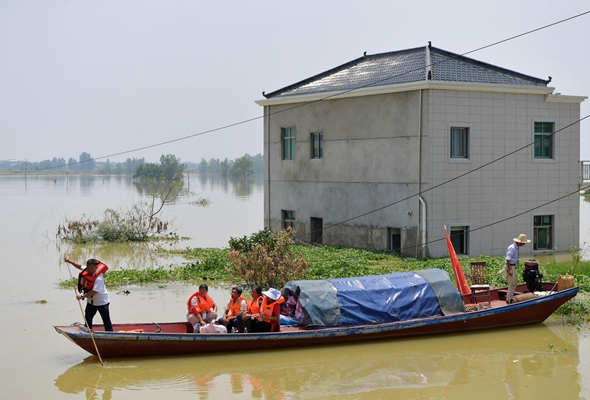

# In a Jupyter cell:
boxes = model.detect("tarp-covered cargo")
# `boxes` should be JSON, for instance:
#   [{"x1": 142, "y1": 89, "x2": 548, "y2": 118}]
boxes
[{"x1": 283, "y1": 268, "x2": 464, "y2": 327}]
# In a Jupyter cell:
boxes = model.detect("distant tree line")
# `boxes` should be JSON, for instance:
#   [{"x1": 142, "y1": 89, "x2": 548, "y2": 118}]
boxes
[
  {"x1": 198, "y1": 153, "x2": 263, "y2": 178},
  {"x1": 2, "y1": 152, "x2": 264, "y2": 179}
]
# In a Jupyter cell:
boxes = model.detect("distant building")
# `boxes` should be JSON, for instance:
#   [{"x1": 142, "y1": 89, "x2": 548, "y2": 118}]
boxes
[
  {"x1": 256, "y1": 45, "x2": 586, "y2": 258},
  {"x1": 0, "y1": 159, "x2": 19, "y2": 169}
]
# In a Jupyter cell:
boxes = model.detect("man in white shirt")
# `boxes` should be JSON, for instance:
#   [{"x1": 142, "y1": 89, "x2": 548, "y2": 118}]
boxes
[
  {"x1": 504, "y1": 234, "x2": 531, "y2": 303},
  {"x1": 65, "y1": 257, "x2": 113, "y2": 331}
]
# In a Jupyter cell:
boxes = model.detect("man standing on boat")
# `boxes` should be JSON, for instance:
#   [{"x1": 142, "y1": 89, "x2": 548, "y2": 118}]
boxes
[
  {"x1": 504, "y1": 234, "x2": 531, "y2": 303},
  {"x1": 186, "y1": 284, "x2": 218, "y2": 333},
  {"x1": 64, "y1": 257, "x2": 113, "y2": 331}
]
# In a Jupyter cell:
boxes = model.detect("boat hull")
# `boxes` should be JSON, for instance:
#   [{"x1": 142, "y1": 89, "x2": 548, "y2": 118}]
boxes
[{"x1": 54, "y1": 285, "x2": 579, "y2": 358}]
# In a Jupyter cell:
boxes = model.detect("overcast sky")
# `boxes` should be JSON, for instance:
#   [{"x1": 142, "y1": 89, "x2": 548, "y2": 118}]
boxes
[{"x1": 1, "y1": 1, "x2": 588, "y2": 164}]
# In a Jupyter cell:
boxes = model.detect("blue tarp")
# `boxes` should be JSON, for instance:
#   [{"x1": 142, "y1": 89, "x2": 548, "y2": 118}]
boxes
[{"x1": 284, "y1": 268, "x2": 464, "y2": 327}]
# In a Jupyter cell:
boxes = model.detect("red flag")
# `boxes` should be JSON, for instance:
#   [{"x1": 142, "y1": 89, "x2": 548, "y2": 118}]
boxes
[{"x1": 444, "y1": 226, "x2": 471, "y2": 295}]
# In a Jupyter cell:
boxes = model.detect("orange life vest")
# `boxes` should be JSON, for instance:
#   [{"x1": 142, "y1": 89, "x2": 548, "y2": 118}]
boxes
[
  {"x1": 187, "y1": 292, "x2": 216, "y2": 316},
  {"x1": 77, "y1": 261, "x2": 108, "y2": 293},
  {"x1": 260, "y1": 296, "x2": 285, "y2": 332},
  {"x1": 247, "y1": 296, "x2": 263, "y2": 315},
  {"x1": 228, "y1": 296, "x2": 246, "y2": 317}
]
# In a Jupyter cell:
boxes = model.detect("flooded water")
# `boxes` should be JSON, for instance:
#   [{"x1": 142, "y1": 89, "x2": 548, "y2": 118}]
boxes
[{"x1": 1, "y1": 173, "x2": 590, "y2": 399}]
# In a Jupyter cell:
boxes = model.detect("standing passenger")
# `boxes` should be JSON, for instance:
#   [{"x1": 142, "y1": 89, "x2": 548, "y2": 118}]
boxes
[
  {"x1": 186, "y1": 284, "x2": 218, "y2": 333},
  {"x1": 504, "y1": 234, "x2": 531, "y2": 303},
  {"x1": 237, "y1": 285, "x2": 263, "y2": 333},
  {"x1": 64, "y1": 257, "x2": 113, "y2": 332}
]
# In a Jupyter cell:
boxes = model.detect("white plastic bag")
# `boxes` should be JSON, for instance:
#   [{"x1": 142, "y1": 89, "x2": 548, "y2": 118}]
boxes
[{"x1": 199, "y1": 323, "x2": 228, "y2": 334}]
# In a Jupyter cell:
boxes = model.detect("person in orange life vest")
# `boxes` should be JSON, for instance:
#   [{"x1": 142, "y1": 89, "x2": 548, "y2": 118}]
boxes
[
  {"x1": 186, "y1": 284, "x2": 218, "y2": 333},
  {"x1": 64, "y1": 257, "x2": 113, "y2": 331},
  {"x1": 236, "y1": 285, "x2": 263, "y2": 333},
  {"x1": 254, "y1": 288, "x2": 285, "y2": 333},
  {"x1": 217, "y1": 286, "x2": 247, "y2": 333}
]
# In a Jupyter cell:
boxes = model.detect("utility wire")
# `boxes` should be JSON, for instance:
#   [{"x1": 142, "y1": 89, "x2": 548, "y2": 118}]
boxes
[
  {"x1": 5, "y1": 10, "x2": 589, "y2": 175},
  {"x1": 294, "y1": 114, "x2": 590, "y2": 241}
]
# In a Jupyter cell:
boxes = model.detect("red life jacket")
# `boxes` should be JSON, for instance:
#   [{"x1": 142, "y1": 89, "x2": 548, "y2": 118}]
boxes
[
  {"x1": 77, "y1": 261, "x2": 109, "y2": 293},
  {"x1": 187, "y1": 292, "x2": 216, "y2": 316},
  {"x1": 260, "y1": 296, "x2": 285, "y2": 332}
]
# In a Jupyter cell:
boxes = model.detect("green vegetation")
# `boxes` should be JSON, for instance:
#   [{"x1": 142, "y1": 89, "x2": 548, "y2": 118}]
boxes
[
  {"x1": 57, "y1": 244, "x2": 590, "y2": 323},
  {"x1": 56, "y1": 154, "x2": 192, "y2": 243},
  {"x1": 227, "y1": 228, "x2": 308, "y2": 287}
]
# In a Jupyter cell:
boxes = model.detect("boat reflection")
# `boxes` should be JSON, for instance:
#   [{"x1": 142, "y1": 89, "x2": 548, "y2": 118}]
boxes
[{"x1": 54, "y1": 322, "x2": 581, "y2": 399}]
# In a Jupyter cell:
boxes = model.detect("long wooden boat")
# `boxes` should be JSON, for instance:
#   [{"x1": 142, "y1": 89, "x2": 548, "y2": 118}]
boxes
[{"x1": 54, "y1": 279, "x2": 578, "y2": 359}]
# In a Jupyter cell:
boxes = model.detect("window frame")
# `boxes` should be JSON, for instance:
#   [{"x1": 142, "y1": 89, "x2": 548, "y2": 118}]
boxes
[
  {"x1": 532, "y1": 214, "x2": 554, "y2": 251},
  {"x1": 282, "y1": 210, "x2": 296, "y2": 230},
  {"x1": 282, "y1": 127, "x2": 296, "y2": 160},
  {"x1": 310, "y1": 132, "x2": 323, "y2": 159},
  {"x1": 532, "y1": 120, "x2": 556, "y2": 161},
  {"x1": 448, "y1": 124, "x2": 471, "y2": 163}
]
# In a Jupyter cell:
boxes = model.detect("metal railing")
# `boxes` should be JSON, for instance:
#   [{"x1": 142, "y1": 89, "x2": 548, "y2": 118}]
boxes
[{"x1": 581, "y1": 160, "x2": 590, "y2": 183}]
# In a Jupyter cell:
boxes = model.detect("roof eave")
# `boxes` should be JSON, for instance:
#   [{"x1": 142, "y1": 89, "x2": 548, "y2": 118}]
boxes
[{"x1": 255, "y1": 82, "x2": 555, "y2": 106}]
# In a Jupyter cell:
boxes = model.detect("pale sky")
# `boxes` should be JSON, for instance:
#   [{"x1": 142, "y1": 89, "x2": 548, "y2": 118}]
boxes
[{"x1": 1, "y1": 1, "x2": 588, "y2": 164}]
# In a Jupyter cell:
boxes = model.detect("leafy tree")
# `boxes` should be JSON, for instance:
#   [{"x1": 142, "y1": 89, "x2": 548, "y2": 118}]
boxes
[
  {"x1": 226, "y1": 228, "x2": 308, "y2": 288},
  {"x1": 229, "y1": 156, "x2": 254, "y2": 179},
  {"x1": 199, "y1": 158, "x2": 208, "y2": 173},
  {"x1": 132, "y1": 154, "x2": 187, "y2": 229},
  {"x1": 79, "y1": 152, "x2": 96, "y2": 171}
]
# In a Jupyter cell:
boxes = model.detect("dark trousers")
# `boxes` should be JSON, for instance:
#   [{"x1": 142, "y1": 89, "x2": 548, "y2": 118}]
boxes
[
  {"x1": 85, "y1": 302, "x2": 113, "y2": 331},
  {"x1": 254, "y1": 321, "x2": 279, "y2": 333},
  {"x1": 236, "y1": 314, "x2": 258, "y2": 333}
]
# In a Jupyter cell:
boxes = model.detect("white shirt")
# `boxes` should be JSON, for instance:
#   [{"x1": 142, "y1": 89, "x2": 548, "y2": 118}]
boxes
[
  {"x1": 505, "y1": 242, "x2": 520, "y2": 265},
  {"x1": 87, "y1": 273, "x2": 110, "y2": 306}
]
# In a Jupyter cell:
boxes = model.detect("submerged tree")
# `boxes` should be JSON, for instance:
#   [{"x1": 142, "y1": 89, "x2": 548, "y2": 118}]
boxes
[{"x1": 133, "y1": 154, "x2": 187, "y2": 226}]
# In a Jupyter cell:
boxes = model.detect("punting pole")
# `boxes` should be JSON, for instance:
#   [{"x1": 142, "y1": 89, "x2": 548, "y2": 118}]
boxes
[{"x1": 65, "y1": 263, "x2": 105, "y2": 366}]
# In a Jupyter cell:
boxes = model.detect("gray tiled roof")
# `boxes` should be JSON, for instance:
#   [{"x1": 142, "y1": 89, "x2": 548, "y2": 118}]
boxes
[{"x1": 264, "y1": 46, "x2": 549, "y2": 99}]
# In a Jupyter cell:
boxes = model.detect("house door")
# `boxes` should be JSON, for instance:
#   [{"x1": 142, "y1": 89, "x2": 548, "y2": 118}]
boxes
[
  {"x1": 387, "y1": 228, "x2": 401, "y2": 253},
  {"x1": 310, "y1": 217, "x2": 323, "y2": 244}
]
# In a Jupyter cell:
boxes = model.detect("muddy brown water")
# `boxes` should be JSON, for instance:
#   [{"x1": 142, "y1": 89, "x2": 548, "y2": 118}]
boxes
[{"x1": 1, "y1": 174, "x2": 589, "y2": 399}]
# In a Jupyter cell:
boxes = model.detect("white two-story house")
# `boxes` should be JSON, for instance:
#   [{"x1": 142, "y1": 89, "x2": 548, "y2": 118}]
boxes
[{"x1": 255, "y1": 45, "x2": 586, "y2": 258}]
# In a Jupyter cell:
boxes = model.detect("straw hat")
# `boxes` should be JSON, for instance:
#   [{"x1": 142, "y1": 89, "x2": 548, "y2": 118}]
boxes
[
  {"x1": 513, "y1": 234, "x2": 531, "y2": 244},
  {"x1": 262, "y1": 288, "x2": 281, "y2": 301}
]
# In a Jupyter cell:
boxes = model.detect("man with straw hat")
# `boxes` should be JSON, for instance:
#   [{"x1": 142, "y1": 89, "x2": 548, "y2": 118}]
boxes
[{"x1": 504, "y1": 234, "x2": 531, "y2": 303}]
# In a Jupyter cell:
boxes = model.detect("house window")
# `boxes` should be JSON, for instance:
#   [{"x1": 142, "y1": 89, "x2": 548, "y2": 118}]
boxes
[
  {"x1": 450, "y1": 226, "x2": 469, "y2": 255},
  {"x1": 533, "y1": 215, "x2": 553, "y2": 250},
  {"x1": 534, "y1": 122, "x2": 554, "y2": 159},
  {"x1": 387, "y1": 228, "x2": 401, "y2": 253},
  {"x1": 450, "y1": 127, "x2": 469, "y2": 159},
  {"x1": 310, "y1": 217, "x2": 323, "y2": 244},
  {"x1": 282, "y1": 127, "x2": 296, "y2": 160},
  {"x1": 311, "y1": 133, "x2": 323, "y2": 159},
  {"x1": 282, "y1": 210, "x2": 296, "y2": 230}
]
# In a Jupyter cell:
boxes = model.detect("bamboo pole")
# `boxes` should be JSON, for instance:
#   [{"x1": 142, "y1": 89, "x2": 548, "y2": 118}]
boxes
[{"x1": 65, "y1": 263, "x2": 105, "y2": 366}]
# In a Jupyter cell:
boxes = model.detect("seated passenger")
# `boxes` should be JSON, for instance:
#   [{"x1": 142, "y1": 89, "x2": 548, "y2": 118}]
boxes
[
  {"x1": 280, "y1": 289, "x2": 297, "y2": 317},
  {"x1": 237, "y1": 285, "x2": 263, "y2": 333},
  {"x1": 255, "y1": 288, "x2": 284, "y2": 333},
  {"x1": 186, "y1": 284, "x2": 218, "y2": 333},
  {"x1": 218, "y1": 286, "x2": 247, "y2": 333}
]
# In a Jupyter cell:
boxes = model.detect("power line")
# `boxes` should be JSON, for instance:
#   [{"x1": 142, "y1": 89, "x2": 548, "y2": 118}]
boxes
[
  {"x1": 5, "y1": 10, "x2": 589, "y2": 176},
  {"x1": 294, "y1": 114, "x2": 589, "y2": 241}
]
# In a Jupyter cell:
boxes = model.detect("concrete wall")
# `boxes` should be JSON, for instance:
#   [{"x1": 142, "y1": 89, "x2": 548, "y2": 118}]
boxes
[
  {"x1": 263, "y1": 88, "x2": 581, "y2": 258},
  {"x1": 264, "y1": 91, "x2": 423, "y2": 256},
  {"x1": 423, "y1": 90, "x2": 580, "y2": 257}
]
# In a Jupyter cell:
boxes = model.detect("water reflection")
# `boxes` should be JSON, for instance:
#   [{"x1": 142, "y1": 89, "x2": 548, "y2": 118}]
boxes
[{"x1": 54, "y1": 323, "x2": 581, "y2": 399}]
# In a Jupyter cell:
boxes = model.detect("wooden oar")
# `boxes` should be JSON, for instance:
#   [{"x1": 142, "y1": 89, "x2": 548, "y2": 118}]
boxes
[{"x1": 65, "y1": 263, "x2": 105, "y2": 366}]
